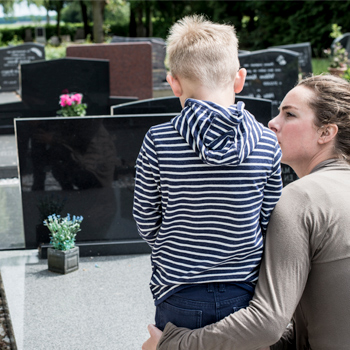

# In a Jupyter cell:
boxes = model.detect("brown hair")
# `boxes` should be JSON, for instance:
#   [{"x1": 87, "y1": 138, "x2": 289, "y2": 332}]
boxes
[
  {"x1": 298, "y1": 74, "x2": 350, "y2": 162},
  {"x1": 166, "y1": 14, "x2": 239, "y2": 89}
]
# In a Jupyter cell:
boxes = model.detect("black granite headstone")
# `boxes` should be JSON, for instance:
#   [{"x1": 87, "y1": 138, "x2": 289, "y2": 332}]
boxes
[
  {"x1": 269, "y1": 42, "x2": 313, "y2": 78},
  {"x1": 16, "y1": 114, "x2": 176, "y2": 255},
  {"x1": 0, "y1": 43, "x2": 45, "y2": 92},
  {"x1": 20, "y1": 57, "x2": 110, "y2": 116},
  {"x1": 112, "y1": 95, "x2": 273, "y2": 126},
  {"x1": 238, "y1": 49, "x2": 300, "y2": 117}
]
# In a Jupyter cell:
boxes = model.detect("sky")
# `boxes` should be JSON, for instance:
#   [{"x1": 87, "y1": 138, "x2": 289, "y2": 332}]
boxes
[{"x1": 0, "y1": 1, "x2": 56, "y2": 18}]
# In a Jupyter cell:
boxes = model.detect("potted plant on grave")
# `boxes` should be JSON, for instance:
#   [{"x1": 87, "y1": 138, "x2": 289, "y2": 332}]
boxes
[
  {"x1": 36, "y1": 195, "x2": 67, "y2": 245},
  {"x1": 57, "y1": 91, "x2": 87, "y2": 117},
  {"x1": 324, "y1": 24, "x2": 349, "y2": 77},
  {"x1": 43, "y1": 213, "x2": 83, "y2": 274}
]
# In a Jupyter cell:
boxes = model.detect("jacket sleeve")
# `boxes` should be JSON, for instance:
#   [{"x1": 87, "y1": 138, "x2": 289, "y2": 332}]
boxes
[
  {"x1": 260, "y1": 142, "x2": 283, "y2": 234},
  {"x1": 158, "y1": 184, "x2": 311, "y2": 350},
  {"x1": 133, "y1": 130, "x2": 162, "y2": 248}
]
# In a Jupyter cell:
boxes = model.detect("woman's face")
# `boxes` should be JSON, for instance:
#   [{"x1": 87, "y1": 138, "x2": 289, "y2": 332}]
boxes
[{"x1": 268, "y1": 85, "x2": 321, "y2": 171}]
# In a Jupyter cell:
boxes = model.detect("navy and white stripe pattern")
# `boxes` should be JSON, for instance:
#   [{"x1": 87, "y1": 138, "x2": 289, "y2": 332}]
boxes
[{"x1": 133, "y1": 98, "x2": 282, "y2": 304}]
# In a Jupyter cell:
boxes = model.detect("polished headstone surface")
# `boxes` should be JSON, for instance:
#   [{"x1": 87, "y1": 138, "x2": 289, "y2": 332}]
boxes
[
  {"x1": 21, "y1": 57, "x2": 110, "y2": 117},
  {"x1": 16, "y1": 114, "x2": 175, "y2": 251},
  {"x1": 0, "y1": 43, "x2": 45, "y2": 92},
  {"x1": 67, "y1": 43, "x2": 153, "y2": 100},
  {"x1": 112, "y1": 95, "x2": 273, "y2": 127},
  {"x1": 238, "y1": 49, "x2": 300, "y2": 117},
  {"x1": 270, "y1": 42, "x2": 313, "y2": 78}
]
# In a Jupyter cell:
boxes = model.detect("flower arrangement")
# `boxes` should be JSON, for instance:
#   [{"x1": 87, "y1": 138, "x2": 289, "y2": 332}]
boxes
[
  {"x1": 57, "y1": 92, "x2": 87, "y2": 117},
  {"x1": 324, "y1": 44, "x2": 349, "y2": 69},
  {"x1": 43, "y1": 213, "x2": 83, "y2": 251},
  {"x1": 324, "y1": 24, "x2": 349, "y2": 72}
]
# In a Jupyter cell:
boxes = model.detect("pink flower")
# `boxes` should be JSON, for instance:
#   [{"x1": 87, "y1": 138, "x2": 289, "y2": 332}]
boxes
[
  {"x1": 60, "y1": 94, "x2": 70, "y2": 107},
  {"x1": 71, "y1": 93, "x2": 82, "y2": 105}
]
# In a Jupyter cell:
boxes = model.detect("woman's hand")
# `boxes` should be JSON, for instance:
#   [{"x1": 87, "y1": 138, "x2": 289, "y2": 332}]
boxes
[{"x1": 142, "y1": 324, "x2": 163, "y2": 350}]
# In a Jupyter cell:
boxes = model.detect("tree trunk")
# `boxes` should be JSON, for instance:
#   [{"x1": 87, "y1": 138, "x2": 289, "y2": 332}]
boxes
[
  {"x1": 55, "y1": 3, "x2": 61, "y2": 38},
  {"x1": 80, "y1": 0, "x2": 89, "y2": 38},
  {"x1": 92, "y1": 0, "x2": 104, "y2": 43}
]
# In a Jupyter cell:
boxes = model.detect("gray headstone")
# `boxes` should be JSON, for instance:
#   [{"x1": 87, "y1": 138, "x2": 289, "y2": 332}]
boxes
[
  {"x1": 35, "y1": 27, "x2": 46, "y2": 44},
  {"x1": 238, "y1": 49, "x2": 300, "y2": 117},
  {"x1": 0, "y1": 43, "x2": 45, "y2": 92},
  {"x1": 24, "y1": 29, "x2": 33, "y2": 42},
  {"x1": 331, "y1": 33, "x2": 350, "y2": 55},
  {"x1": 74, "y1": 28, "x2": 85, "y2": 41},
  {"x1": 269, "y1": 42, "x2": 313, "y2": 78}
]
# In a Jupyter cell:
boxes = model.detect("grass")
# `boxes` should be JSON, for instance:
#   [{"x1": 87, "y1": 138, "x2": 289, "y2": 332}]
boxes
[{"x1": 312, "y1": 58, "x2": 331, "y2": 75}]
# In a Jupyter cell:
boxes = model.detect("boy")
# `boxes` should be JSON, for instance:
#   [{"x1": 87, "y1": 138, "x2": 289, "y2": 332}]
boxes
[{"x1": 133, "y1": 15, "x2": 282, "y2": 331}]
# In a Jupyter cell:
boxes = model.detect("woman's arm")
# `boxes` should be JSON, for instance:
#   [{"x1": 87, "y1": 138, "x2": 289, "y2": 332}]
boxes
[{"x1": 157, "y1": 186, "x2": 311, "y2": 349}]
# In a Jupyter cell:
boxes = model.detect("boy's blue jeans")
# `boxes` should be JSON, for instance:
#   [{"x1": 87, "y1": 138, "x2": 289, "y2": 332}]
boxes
[{"x1": 155, "y1": 282, "x2": 254, "y2": 331}]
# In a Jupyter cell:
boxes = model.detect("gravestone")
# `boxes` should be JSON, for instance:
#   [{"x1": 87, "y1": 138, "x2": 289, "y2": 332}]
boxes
[
  {"x1": 16, "y1": 114, "x2": 176, "y2": 255},
  {"x1": 0, "y1": 43, "x2": 45, "y2": 92},
  {"x1": 111, "y1": 36, "x2": 167, "y2": 87},
  {"x1": 66, "y1": 43, "x2": 153, "y2": 99},
  {"x1": 331, "y1": 33, "x2": 350, "y2": 55},
  {"x1": 20, "y1": 57, "x2": 110, "y2": 116},
  {"x1": 269, "y1": 42, "x2": 313, "y2": 78},
  {"x1": 112, "y1": 95, "x2": 273, "y2": 126},
  {"x1": 74, "y1": 28, "x2": 85, "y2": 42},
  {"x1": 35, "y1": 27, "x2": 46, "y2": 44},
  {"x1": 238, "y1": 49, "x2": 300, "y2": 117},
  {"x1": 24, "y1": 29, "x2": 33, "y2": 42}
]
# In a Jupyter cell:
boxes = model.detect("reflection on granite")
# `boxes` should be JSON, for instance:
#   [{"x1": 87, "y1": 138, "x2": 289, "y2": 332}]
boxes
[{"x1": 16, "y1": 114, "x2": 175, "y2": 251}]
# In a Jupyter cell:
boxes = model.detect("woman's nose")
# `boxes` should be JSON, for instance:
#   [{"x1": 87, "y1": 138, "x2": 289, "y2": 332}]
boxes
[{"x1": 268, "y1": 116, "x2": 278, "y2": 133}]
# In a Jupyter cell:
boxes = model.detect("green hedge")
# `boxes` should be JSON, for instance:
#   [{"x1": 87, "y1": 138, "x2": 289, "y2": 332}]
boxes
[{"x1": 0, "y1": 22, "x2": 129, "y2": 45}]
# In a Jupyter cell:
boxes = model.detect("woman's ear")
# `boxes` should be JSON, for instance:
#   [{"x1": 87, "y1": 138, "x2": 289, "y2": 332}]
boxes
[
  {"x1": 318, "y1": 124, "x2": 338, "y2": 144},
  {"x1": 166, "y1": 74, "x2": 183, "y2": 97},
  {"x1": 234, "y1": 68, "x2": 247, "y2": 94}
]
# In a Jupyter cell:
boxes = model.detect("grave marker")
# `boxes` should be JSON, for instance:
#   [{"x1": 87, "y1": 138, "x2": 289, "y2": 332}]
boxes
[
  {"x1": 0, "y1": 43, "x2": 45, "y2": 92},
  {"x1": 270, "y1": 42, "x2": 313, "y2": 78},
  {"x1": 238, "y1": 49, "x2": 300, "y2": 117},
  {"x1": 67, "y1": 43, "x2": 153, "y2": 99}
]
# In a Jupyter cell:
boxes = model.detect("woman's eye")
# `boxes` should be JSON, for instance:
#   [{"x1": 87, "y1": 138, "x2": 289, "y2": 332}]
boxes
[{"x1": 286, "y1": 112, "x2": 295, "y2": 117}]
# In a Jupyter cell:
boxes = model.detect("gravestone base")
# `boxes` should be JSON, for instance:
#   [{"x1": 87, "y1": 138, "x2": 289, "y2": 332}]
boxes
[{"x1": 39, "y1": 239, "x2": 151, "y2": 259}]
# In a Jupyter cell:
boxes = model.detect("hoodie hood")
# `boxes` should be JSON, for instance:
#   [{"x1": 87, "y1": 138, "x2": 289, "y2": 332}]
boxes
[{"x1": 171, "y1": 98, "x2": 264, "y2": 166}]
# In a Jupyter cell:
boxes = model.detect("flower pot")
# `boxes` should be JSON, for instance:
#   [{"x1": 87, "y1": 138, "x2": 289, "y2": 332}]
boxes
[
  {"x1": 47, "y1": 246, "x2": 79, "y2": 274},
  {"x1": 328, "y1": 67, "x2": 347, "y2": 77}
]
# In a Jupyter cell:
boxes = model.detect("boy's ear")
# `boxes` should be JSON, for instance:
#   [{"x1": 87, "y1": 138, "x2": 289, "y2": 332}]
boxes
[
  {"x1": 166, "y1": 74, "x2": 183, "y2": 97},
  {"x1": 234, "y1": 68, "x2": 247, "y2": 94}
]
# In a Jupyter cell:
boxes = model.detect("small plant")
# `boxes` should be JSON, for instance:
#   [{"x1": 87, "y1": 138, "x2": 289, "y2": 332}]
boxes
[
  {"x1": 324, "y1": 44, "x2": 349, "y2": 69},
  {"x1": 57, "y1": 92, "x2": 87, "y2": 117},
  {"x1": 324, "y1": 23, "x2": 349, "y2": 70},
  {"x1": 43, "y1": 213, "x2": 83, "y2": 251}
]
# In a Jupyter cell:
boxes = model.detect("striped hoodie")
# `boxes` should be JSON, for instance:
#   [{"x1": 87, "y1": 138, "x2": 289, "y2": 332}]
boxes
[{"x1": 133, "y1": 98, "x2": 282, "y2": 305}]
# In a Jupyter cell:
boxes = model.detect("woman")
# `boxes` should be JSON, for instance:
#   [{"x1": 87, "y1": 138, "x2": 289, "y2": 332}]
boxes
[{"x1": 142, "y1": 74, "x2": 350, "y2": 349}]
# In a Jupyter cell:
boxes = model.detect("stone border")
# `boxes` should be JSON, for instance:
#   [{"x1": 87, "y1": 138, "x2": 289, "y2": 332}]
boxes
[{"x1": 0, "y1": 272, "x2": 16, "y2": 350}]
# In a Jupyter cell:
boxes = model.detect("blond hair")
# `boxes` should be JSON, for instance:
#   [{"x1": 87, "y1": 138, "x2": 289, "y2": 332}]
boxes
[
  {"x1": 298, "y1": 74, "x2": 350, "y2": 162},
  {"x1": 166, "y1": 15, "x2": 239, "y2": 89}
]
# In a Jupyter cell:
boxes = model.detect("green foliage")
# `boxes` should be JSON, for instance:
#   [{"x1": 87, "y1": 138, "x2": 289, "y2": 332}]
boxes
[
  {"x1": 45, "y1": 44, "x2": 66, "y2": 60},
  {"x1": 43, "y1": 213, "x2": 83, "y2": 251},
  {"x1": 57, "y1": 93, "x2": 87, "y2": 117}
]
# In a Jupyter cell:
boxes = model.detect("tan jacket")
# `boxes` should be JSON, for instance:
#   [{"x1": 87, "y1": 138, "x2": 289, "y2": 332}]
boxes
[{"x1": 158, "y1": 159, "x2": 350, "y2": 349}]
